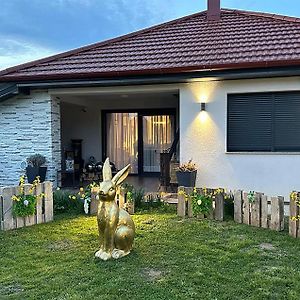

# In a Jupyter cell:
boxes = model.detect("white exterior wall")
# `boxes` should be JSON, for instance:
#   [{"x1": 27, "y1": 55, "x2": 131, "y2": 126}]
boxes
[
  {"x1": 180, "y1": 77, "x2": 300, "y2": 199},
  {"x1": 0, "y1": 91, "x2": 61, "y2": 187}
]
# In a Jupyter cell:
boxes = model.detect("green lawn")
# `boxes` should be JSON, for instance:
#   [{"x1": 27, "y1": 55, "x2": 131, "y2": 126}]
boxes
[{"x1": 0, "y1": 211, "x2": 300, "y2": 300}]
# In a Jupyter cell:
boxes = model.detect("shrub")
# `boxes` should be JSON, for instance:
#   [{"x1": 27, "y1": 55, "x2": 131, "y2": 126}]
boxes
[
  {"x1": 176, "y1": 159, "x2": 197, "y2": 172},
  {"x1": 131, "y1": 187, "x2": 145, "y2": 209},
  {"x1": 53, "y1": 189, "x2": 83, "y2": 214},
  {"x1": 27, "y1": 154, "x2": 46, "y2": 167}
]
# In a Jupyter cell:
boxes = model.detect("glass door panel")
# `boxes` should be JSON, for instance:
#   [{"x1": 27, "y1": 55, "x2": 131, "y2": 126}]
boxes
[
  {"x1": 143, "y1": 115, "x2": 174, "y2": 173},
  {"x1": 106, "y1": 113, "x2": 138, "y2": 173}
]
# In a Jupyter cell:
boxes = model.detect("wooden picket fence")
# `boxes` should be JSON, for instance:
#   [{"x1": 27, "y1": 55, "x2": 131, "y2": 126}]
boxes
[
  {"x1": 176, "y1": 186, "x2": 300, "y2": 238},
  {"x1": 89, "y1": 187, "x2": 134, "y2": 215},
  {"x1": 289, "y1": 192, "x2": 300, "y2": 238},
  {"x1": 0, "y1": 181, "x2": 53, "y2": 231},
  {"x1": 234, "y1": 191, "x2": 284, "y2": 231},
  {"x1": 177, "y1": 187, "x2": 224, "y2": 221}
]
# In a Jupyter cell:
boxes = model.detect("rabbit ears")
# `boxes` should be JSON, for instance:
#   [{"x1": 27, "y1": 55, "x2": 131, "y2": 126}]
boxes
[{"x1": 102, "y1": 158, "x2": 131, "y2": 186}]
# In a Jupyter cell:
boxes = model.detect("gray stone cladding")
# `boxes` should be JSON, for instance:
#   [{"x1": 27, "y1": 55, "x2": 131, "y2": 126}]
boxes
[{"x1": 0, "y1": 90, "x2": 61, "y2": 187}]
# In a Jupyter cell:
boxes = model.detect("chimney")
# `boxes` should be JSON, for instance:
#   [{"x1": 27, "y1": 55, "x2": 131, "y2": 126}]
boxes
[{"x1": 207, "y1": 0, "x2": 221, "y2": 21}]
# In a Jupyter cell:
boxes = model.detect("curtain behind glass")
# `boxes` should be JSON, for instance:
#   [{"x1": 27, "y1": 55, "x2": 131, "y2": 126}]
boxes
[
  {"x1": 143, "y1": 115, "x2": 174, "y2": 172},
  {"x1": 106, "y1": 113, "x2": 138, "y2": 173}
]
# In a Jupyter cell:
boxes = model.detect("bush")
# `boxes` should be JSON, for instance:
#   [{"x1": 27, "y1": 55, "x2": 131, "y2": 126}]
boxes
[
  {"x1": 122, "y1": 183, "x2": 166, "y2": 211},
  {"x1": 27, "y1": 154, "x2": 46, "y2": 167},
  {"x1": 53, "y1": 189, "x2": 83, "y2": 214}
]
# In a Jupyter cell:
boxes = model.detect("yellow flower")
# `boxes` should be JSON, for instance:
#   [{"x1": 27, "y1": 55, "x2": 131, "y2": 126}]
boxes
[
  {"x1": 80, "y1": 187, "x2": 84, "y2": 192},
  {"x1": 291, "y1": 191, "x2": 298, "y2": 201},
  {"x1": 72, "y1": 196, "x2": 76, "y2": 200},
  {"x1": 12, "y1": 195, "x2": 20, "y2": 202}
]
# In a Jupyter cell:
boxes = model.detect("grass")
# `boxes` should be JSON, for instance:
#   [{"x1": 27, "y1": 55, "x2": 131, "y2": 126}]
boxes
[{"x1": 0, "y1": 211, "x2": 300, "y2": 300}]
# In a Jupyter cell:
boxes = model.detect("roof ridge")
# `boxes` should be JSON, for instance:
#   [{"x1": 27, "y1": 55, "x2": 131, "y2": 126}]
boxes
[
  {"x1": 0, "y1": 10, "x2": 207, "y2": 77},
  {"x1": 223, "y1": 8, "x2": 300, "y2": 23}
]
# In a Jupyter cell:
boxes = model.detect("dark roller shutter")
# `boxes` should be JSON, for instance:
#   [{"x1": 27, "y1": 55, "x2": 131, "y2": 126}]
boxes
[
  {"x1": 274, "y1": 92, "x2": 300, "y2": 151},
  {"x1": 228, "y1": 91, "x2": 300, "y2": 152},
  {"x1": 227, "y1": 93, "x2": 272, "y2": 152}
]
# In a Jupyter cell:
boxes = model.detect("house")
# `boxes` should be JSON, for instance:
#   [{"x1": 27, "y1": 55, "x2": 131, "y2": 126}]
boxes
[{"x1": 0, "y1": 0, "x2": 300, "y2": 199}]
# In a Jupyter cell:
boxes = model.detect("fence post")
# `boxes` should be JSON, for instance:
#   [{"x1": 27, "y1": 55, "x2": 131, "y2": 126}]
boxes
[
  {"x1": 234, "y1": 190, "x2": 243, "y2": 223},
  {"x1": 177, "y1": 187, "x2": 186, "y2": 217},
  {"x1": 24, "y1": 184, "x2": 35, "y2": 227},
  {"x1": 186, "y1": 187, "x2": 194, "y2": 218},
  {"x1": 242, "y1": 192, "x2": 250, "y2": 225},
  {"x1": 35, "y1": 183, "x2": 43, "y2": 224},
  {"x1": 43, "y1": 182, "x2": 54, "y2": 223},
  {"x1": 13, "y1": 186, "x2": 25, "y2": 229},
  {"x1": 261, "y1": 195, "x2": 269, "y2": 229},
  {"x1": 251, "y1": 193, "x2": 261, "y2": 227},
  {"x1": 215, "y1": 192, "x2": 224, "y2": 221},
  {"x1": 1, "y1": 187, "x2": 15, "y2": 230},
  {"x1": 289, "y1": 193, "x2": 300, "y2": 238},
  {"x1": 118, "y1": 187, "x2": 125, "y2": 209},
  {"x1": 270, "y1": 196, "x2": 284, "y2": 231}
]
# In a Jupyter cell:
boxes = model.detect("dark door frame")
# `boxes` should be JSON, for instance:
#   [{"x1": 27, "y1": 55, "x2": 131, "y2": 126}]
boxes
[{"x1": 102, "y1": 108, "x2": 177, "y2": 176}]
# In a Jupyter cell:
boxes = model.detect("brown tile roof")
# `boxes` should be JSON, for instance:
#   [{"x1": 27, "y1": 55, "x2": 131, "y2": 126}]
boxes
[{"x1": 1, "y1": 8, "x2": 300, "y2": 82}]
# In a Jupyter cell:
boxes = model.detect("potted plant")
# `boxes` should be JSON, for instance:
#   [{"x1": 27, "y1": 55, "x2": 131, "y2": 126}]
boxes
[
  {"x1": 26, "y1": 154, "x2": 47, "y2": 183},
  {"x1": 176, "y1": 159, "x2": 197, "y2": 187}
]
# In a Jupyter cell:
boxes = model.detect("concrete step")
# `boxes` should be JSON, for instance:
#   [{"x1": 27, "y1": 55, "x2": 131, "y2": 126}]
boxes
[{"x1": 162, "y1": 193, "x2": 178, "y2": 205}]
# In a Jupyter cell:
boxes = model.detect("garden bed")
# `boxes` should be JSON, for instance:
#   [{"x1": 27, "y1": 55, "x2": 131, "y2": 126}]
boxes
[{"x1": 0, "y1": 211, "x2": 300, "y2": 299}]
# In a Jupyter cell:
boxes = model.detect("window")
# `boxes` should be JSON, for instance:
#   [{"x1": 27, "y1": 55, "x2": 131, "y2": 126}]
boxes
[{"x1": 227, "y1": 91, "x2": 300, "y2": 152}]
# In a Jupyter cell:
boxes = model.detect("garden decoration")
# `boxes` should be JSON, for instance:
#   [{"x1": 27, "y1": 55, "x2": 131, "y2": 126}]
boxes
[
  {"x1": 95, "y1": 158, "x2": 135, "y2": 261},
  {"x1": 26, "y1": 154, "x2": 47, "y2": 183},
  {"x1": 176, "y1": 159, "x2": 197, "y2": 187}
]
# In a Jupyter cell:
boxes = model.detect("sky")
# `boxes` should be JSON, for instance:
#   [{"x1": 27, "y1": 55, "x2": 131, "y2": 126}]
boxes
[{"x1": 0, "y1": 0, "x2": 300, "y2": 71}]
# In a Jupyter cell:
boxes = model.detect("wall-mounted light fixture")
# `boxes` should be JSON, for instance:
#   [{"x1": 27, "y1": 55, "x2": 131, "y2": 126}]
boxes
[{"x1": 200, "y1": 102, "x2": 206, "y2": 112}]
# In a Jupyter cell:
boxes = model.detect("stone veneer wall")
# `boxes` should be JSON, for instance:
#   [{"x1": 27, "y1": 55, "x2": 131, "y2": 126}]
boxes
[{"x1": 0, "y1": 90, "x2": 61, "y2": 187}]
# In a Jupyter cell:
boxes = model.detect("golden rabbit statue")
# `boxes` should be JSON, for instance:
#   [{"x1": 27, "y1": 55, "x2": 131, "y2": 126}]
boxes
[{"x1": 95, "y1": 158, "x2": 135, "y2": 260}]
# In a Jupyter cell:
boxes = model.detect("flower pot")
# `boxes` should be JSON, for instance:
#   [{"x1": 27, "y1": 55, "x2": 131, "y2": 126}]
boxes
[
  {"x1": 38, "y1": 166, "x2": 47, "y2": 182},
  {"x1": 26, "y1": 166, "x2": 47, "y2": 183},
  {"x1": 176, "y1": 170, "x2": 197, "y2": 187},
  {"x1": 26, "y1": 166, "x2": 39, "y2": 184}
]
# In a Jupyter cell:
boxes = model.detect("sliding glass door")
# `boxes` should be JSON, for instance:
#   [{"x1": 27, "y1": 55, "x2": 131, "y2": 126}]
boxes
[
  {"x1": 105, "y1": 111, "x2": 175, "y2": 174},
  {"x1": 106, "y1": 113, "x2": 138, "y2": 173},
  {"x1": 143, "y1": 115, "x2": 174, "y2": 173}
]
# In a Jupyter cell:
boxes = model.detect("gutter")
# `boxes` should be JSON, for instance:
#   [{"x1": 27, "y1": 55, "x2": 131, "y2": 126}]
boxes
[
  {"x1": 16, "y1": 66, "x2": 300, "y2": 90},
  {"x1": 1, "y1": 65, "x2": 300, "y2": 101}
]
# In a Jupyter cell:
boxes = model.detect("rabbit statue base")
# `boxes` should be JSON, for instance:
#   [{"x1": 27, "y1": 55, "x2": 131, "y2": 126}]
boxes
[{"x1": 95, "y1": 158, "x2": 135, "y2": 261}]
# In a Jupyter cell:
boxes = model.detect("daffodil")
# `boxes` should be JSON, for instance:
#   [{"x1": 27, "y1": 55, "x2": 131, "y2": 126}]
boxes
[{"x1": 12, "y1": 195, "x2": 20, "y2": 202}]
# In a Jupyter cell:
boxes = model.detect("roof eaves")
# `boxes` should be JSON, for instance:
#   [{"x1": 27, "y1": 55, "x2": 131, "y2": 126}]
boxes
[{"x1": 1, "y1": 59, "x2": 300, "y2": 82}]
